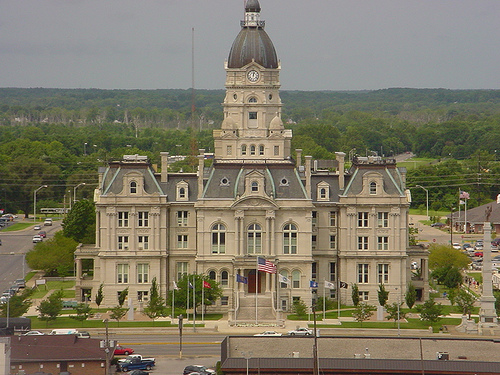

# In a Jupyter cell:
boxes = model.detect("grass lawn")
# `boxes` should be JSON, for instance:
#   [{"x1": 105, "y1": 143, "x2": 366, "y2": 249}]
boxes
[
  {"x1": 31, "y1": 280, "x2": 75, "y2": 299},
  {"x1": 398, "y1": 158, "x2": 437, "y2": 170},
  {"x1": 1, "y1": 222, "x2": 41, "y2": 231},
  {"x1": 30, "y1": 317, "x2": 177, "y2": 330}
]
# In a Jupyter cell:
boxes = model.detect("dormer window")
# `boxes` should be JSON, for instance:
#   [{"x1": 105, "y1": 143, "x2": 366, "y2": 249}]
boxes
[
  {"x1": 317, "y1": 182, "x2": 330, "y2": 201},
  {"x1": 130, "y1": 181, "x2": 137, "y2": 194},
  {"x1": 176, "y1": 181, "x2": 189, "y2": 201},
  {"x1": 370, "y1": 182, "x2": 377, "y2": 195},
  {"x1": 179, "y1": 188, "x2": 186, "y2": 198},
  {"x1": 251, "y1": 181, "x2": 259, "y2": 192}
]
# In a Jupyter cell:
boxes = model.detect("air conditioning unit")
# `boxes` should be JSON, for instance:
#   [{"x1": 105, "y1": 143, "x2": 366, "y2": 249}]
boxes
[
  {"x1": 437, "y1": 352, "x2": 449, "y2": 360},
  {"x1": 292, "y1": 352, "x2": 299, "y2": 358}
]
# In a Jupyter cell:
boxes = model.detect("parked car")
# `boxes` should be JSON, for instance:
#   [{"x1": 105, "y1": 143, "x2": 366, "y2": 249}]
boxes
[
  {"x1": 114, "y1": 345, "x2": 135, "y2": 355},
  {"x1": 15, "y1": 279, "x2": 26, "y2": 288},
  {"x1": 452, "y1": 243, "x2": 461, "y2": 250},
  {"x1": 118, "y1": 357, "x2": 155, "y2": 372},
  {"x1": 32, "y1": 235, "x2": 43, "y2": 243},
  {"x1": 34, "y1": 225, "x2": 42, "y2": 230},
  {"x1": 183, "y1": 365, "x2": 216, "y2": 375},
  {"x1": 76, "y1": 331, "x2": 90, "y2": 338},
  {"x1": 254, "y1": 331, "x2": 282, "y2": 336},
  {"x1": 287, "y1": 327, "x2": 313, "y2": 336},
  {"x1": 22, "y1": 330, "x2": 45, "y2": 336},
  {"x1": 474, "y1": 251, "x2": 483, "y2": 257},
  {"x1": 430, "y1": 222, "x2": 445, "y2": 228},
  {"x1": 38, "y1": 231, "x2": 47, "y2": 238}
]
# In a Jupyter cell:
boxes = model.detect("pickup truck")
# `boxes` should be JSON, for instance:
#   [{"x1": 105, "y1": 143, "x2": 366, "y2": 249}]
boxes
[{"x1": 118, "y1": 356, "x2": 155, "y2": 372}]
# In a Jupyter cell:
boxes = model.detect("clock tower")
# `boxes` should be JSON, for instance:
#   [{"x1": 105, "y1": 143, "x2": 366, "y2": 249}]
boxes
[{"x1": 213, "y1": 0, "x2": 292, "y2": 162}]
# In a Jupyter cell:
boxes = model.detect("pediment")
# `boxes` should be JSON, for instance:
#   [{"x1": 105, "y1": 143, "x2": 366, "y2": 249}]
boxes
[
  {"x1": 231, "y1": 195, "x2": 278, "y2": 209},
  {"x1": 220, "y1": 131, "x2": 238, "y2": 139}
]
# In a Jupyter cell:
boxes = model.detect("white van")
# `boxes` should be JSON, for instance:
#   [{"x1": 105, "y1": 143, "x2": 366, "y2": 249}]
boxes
[
  {"x1": 44, "y1": 218, "x2": 53, "y2": 226},
  {"x1": 49, "y1": 329, "x2": 78, "y2": 335}
]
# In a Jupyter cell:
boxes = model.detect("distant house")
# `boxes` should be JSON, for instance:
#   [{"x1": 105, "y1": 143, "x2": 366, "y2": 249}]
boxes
[
  {"x1": 10, "y1": 335, "x2": 107, "y2": 375},
  {"x1": 451, "y1": 201, "x2": 500, "y2": 234}
]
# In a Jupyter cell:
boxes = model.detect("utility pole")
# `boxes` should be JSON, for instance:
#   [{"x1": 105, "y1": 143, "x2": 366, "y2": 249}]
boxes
[
  {"x1": 178, "y1": 314, "x2": 183, "y2": 359},
  {"x1": 312, "y1": 301, "x2": 319, "y2": 375}
]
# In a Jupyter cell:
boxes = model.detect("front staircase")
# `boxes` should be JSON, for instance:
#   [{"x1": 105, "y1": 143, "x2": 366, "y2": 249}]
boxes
[{"x1": 233, "y1": 294, "x2": 281, "y2": 325}]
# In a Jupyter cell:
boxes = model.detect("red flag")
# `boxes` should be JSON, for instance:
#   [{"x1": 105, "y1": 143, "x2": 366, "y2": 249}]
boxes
[{"x1": 203, "y1": 280, "x2": 211, "y2": 289}]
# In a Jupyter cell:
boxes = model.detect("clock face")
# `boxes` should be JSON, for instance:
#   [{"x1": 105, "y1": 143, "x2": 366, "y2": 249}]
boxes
[{"x1": 247, "y1": 70, "x2": 260, "y2": 82}]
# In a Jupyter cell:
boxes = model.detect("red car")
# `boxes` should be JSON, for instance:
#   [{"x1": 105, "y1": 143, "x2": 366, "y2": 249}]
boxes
[
  {"x1": 474, "y1": 251, "x2": 483, "y2": 257},
  {"x1": 114, "y1": 345, "x2": 134, "y2": 355},
  {"x1": 38, "y1": 231, "x2": 47, "y2": 238}
]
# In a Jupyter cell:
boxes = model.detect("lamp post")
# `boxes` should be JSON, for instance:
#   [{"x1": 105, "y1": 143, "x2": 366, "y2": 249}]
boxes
[
  {"x1": 415, "y1": 185, "x2": 429, "y2": 220},
  {"x1": 33, "y1": 185, "x2": 48, "y2": 223},
  {"x1": 84, "y1": 142, "x2": 88, "y2": 155},
  {"x1": 242, "y1": 351, "x2": 252, "y2": 375},
  {"x1": 74, "y1": 183, "x2": 86, "y2": 203},
  {"x1": 395, "y1": 287, "x2": 400, "y2": 337}
]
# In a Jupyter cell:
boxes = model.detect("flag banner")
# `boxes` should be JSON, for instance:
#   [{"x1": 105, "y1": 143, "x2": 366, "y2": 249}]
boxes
[
  {"x1": 460, "y1": 191, "x2": 470, "y2": 199},
  {"x1": 497, "y1": 194, "x2": 500, "y2": 204},
  {"x1": 188, "y1": 282, "x2": 194, "y2": 289},
  {"x1": 324, "y1": 280, "x2": 335, "y2": 289},
  {"x1": 339, "y1": 281, "x2": 348, "y2": 289},
  {"x1": 278, "y1": 274, "x2": 291, "y2": 285},
  {"x1": 236, "y1": 274, "x2": 248, "y2": 284},
  {"x1": 203, "y1": 280, "x2": 211, "y2": 289},
  {"x1": 173, "y1": 281, "x2": 180, "y2": 290},
  {"x1": 257, "y1": 257, "x2": 277, "y2": 274},
  {"x1": 310, "y1": 280, "x2": 318, "y2": 288}
]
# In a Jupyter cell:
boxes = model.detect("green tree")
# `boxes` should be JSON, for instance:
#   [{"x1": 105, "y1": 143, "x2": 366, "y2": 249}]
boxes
[
  {"x1": 351, "y1": 283, "x2": 360, "y2": 306},
  {"x1": 71, "y1": 303, "x2": 92, "y2": 324},
  {"x1": 144, "y1": 277, "x2": 167, "y2": 323},
  {"x1": 385, "y1": 302, "x2": 407, "y2": 326},
  {"x1": 292, "y1": 298, "x2": 307, "y2": 317},
  {"x1": 26, "y1": 232, "x2": 77, "y2": 276},
  {"x1": 448, "y1": 288, "x2": 477, "y2": 319},
  {"x1": 405, "y1": 283, "x2": 417, "y2": 309},
  {"x1": 415, "y1": 298, "x2": 443, "y2": 326},
  {"x1": 377, "y1": 284, "x2": 389, "y2": 307},
  {"x1": 62, "y1": 199, "x2": 96, "y2": 243},
  {"x1": 110, "y1": 306, "x2": 127, "y2": 325},
  {"x1": 0, "y1": 289, "x2": 32, "y2": 317},
  {"x1": 118, "y1": 288, "x2": 129, "y2": 307},
  {"x1": 95, "y1": 284, "x2": 104, "y2": 307},
  {"x1": 428, "y1": 244, "x2": 470, "y2": 270},
  {"x1": 352, "y1": 303, "x2": 376, "y2": 326},
  {"x1": 170, "y1": 274, "x2": 223, "y2": 314},
  {"x1": 37, "y1": 290, "x2": 64, "y2": 325},
  {"x1": 443, "y1": 267, "x2": 463, "y2": 289}
]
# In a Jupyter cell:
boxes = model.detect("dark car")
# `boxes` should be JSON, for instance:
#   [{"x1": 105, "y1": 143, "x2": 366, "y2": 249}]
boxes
[
  {"x1": 430, "y1": 222, "x2": 445, "y2": 228},
  {"x1": 183, "y1": 365, "x2": 216, "y2": 375},
  {"x1": 38, "y1": 231, "x2": 47, "y2": 238}
]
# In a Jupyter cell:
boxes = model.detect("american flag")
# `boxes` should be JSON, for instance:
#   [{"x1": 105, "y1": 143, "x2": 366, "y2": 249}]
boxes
[
  {"x1": 460, "y1": 191, "x2": 470, "y2": 200},
  {"x1": 257, "y1": 257, "x2": 276, "y2": 274}
]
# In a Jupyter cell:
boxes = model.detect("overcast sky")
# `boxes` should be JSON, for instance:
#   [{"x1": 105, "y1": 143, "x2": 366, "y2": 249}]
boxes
[{"x1": 1, "y1": 0, "x2": 499, "y2": 91}]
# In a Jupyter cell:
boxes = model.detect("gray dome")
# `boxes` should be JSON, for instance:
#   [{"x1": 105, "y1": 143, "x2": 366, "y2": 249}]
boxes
[
  {"x1": 227, "y1": 28, "x2": 278, "y2": 69},
  {"x1": 245, "y1": 0, "x2": 261, "y2": 12}
]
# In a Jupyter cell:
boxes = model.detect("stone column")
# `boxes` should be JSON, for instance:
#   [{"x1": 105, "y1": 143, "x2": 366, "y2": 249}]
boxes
[{"x1": 480, "y1": 221, "x2": 498, "y2": 327}]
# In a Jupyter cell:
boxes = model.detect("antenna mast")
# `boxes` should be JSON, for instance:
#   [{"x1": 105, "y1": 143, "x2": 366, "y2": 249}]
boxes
[{"x1": 191, "y1": 27, "x2": 195, "y2": 127}]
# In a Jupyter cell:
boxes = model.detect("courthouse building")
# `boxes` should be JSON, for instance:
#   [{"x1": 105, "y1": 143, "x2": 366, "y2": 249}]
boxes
[{"x1": 75, "y1": 0, "x2": 427, "y2": 322}]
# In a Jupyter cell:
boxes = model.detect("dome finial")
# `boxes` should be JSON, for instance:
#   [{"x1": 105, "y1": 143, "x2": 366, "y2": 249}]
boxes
[{"x1": 245, "y1": 0, "x2": 261, "y2": 13}]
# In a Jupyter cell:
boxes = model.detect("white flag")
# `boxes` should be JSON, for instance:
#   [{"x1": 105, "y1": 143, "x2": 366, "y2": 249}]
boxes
[
  {"x1": 173, "y1": 281, "x2": 180, "y2": 290},
  {"x1": 324, "y1": 280, "x2": 336, "y2": 289},
  {"x1": 278, "y1": 274, "x2": 291, "y2": 285}
]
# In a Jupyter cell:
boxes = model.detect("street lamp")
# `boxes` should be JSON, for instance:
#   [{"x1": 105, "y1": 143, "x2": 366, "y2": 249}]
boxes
[
  {"x1": 74, "y1": 183, "x2": 86, "y2": 203},
  {"x1": 395, "y1": 287, "x2": 400, "y2": 337},
  {"x1": 84, "y1": 142, "x2": 88, "y2": 155},
  {"x1": 415, "y1": 185, "x2": 429, "y2": 220},
  {"x1": 33, "y1": 185, "x2": 48, "y2": 223},
  {"x1": 242, "y1": 351, "x2": 252, "y2": 375}
]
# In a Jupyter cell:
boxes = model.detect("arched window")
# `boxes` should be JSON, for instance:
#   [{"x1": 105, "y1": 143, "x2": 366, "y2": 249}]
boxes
[
  {"x1": 242, "y1": 145, "x2": 247, "y2": 155},
  {"x1": 179, "y1": 187, "x2": 186, "y2": 198},
  {"x1": 292, "y1": 270, "x2": 301, "y2": 288},
  {"x1": 211, "y1": 223, "x2": 226, "y2": 254},
  {"x1": 250, "y1": 145, "x2": 256, "y2": 155},
  {"x1": 221, "y1": 270, "x2": 229, "y2": 286},
  {"x1": 251, "y1": 181, "x2": 259, "y2": 192},
  {"x1": 370, "y1": 182, "x2": 377, "y2": 195},
  {"x1": 247, "y1": 224, "x2": 262, "y2": 254},
  {"x1": 209, "y1": 271, "x2": 216, "y2": 280},
  {"x1": 320, "y1": 188, "x2": 327, "y2": 199},
  {"x1": 248, "y1": 97, "x2": 257, "y2": 103},
  {"x1": 283, "y1": 223, "x2": 298, "y2": 254},
  {"x1": 280, "y1": 270, "x2": 290, "y2": 288},
  {"x1": 259, "y1": 145, "x2": 264, "y2": 155},
  {"x1": 130, "y1": 181, "x2": 137, "y2": 194}
]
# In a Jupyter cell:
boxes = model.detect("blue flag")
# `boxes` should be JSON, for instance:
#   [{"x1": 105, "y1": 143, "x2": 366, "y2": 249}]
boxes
[
  {"x1": 236, "y1": 274, "x2": 248, "y2": 284},
  {"x1": 310, "y1": 280, "x2": 318, "y2": 288}
]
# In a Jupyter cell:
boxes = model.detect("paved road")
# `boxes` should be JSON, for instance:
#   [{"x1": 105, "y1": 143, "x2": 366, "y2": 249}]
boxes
[{"x1": 0, "y1": 220, "x2": 61, "y2": 293}]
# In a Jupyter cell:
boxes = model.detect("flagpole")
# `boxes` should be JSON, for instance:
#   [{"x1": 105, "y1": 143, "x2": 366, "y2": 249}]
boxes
[
  {"x1": 202, "y1": 279, "x2": 205, "y2": 323},
  {"x1": 337, "y1": 277, "x2": 340, "y2": 321},
  {"x1": 323, "y1": 280, "x2": 326, "y2": 322},
  {"x1": 465, "y1": 196, "x2": 468, "y2": 233},
  {"x1": 193, "y1": 276, "x2": 196, "y2": 332},
  {"x1": 255, "y1": 256, "x2": 259, "y2": 325},
  {"x1": 277, "y1": 271, "x2": 280, "y2": 322},
  {"x1": 172, "y1": 282, "x2": 175, "y2": 320},
  {"x1": 186, "y1": 278, "x2": 189, "y2": 324},
  {"x1": 458, "y1": 188, "x2": 461, "y2": 232}
]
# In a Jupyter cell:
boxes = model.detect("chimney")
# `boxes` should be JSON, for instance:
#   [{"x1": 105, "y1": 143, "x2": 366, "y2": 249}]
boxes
[
  {"x1": 336, "y1": 152, "x2": 345, "y2": 190},
  {"x1": 160, "y1": 152, "x2": 169, "y2": 183},
  {"x1": 295, "y1": 149, "x2": 302, "y2": 168},
  {"x1": 305, "y1": 155, "x2": 312, "y2": 198},
  {"x1": 198, "y1": 149, "x2": 205, "y2": 199}
]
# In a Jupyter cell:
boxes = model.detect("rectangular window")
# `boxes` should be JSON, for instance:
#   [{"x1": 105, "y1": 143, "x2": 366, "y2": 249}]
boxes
[
  {"x1": 274, "y1": 145, "x2": 279, "y2": 156},
  {"x1": 311, "y1": 235, "x2": 317, "y2": 250},
  {"x1": 358, "y1": 264, "x2": 369, "y2": 283},
  {"x1": 311, "y1": 262, "x2": 317, "y2": 280},
  {"x1": 118, "y1": 211, "x2": 129, "y2": 227},
  {"x1": 138, "y1": 211, "x2": 149, "y2": 227},
  {"x1": 377, "y1": 236, "x2": 389, "y2": 250},
  {"x1": 137, "y1": 291, "x2": 149, "y2": 302},
  {"x1": 137, "y1": 263, "x2": 149, "y2": 283},
  {"x1": 221, "y1": 296, "x2": 229, "y2": 306},
  {"x1": 177, "y1": 235, "x2": 188, "y2": 248},
  {"x1": 330, "y1": 235, "x2": 336, "y2": 250},
  {"x1": 357, "y1": 236, "x2": 368, "y2": 250},
  {"x1": 117, "y1": 264, "x2": 129, "y2": 284},
  {"x1": 312, "y1": 211, "x2": 317, "y2": 227},
  {"x1": 357, "y1": 212, "x2": 368, "y2": 227},
  {"x1": 377, "y1": 212, "x2": 388, "y2": 228},
  {"x1": 249, "y1": 112, "x2": 257, "y2": 119},
  {"x1": 118, "y1": 236, "x2": 129, "y2": 250},
  {"x1": 329, "y1": 262, "x2": 336, "y2": 282},
  {"x1": 177, "y1": 211, "x2": 188, "y2": 226},
  {"x1": 329, "y1": 211, "x2": 337, "y2": 227},
  {"x1": 138, "y1": 236, "x2": 149, "y2": 250},
  {"x1": 378, "y1": 264, "x2": 389, "y2": 284},
  {"x1": 284, "y1": 232, "x2": 297, "y2": 254},
  {"x1": 177, "y1": 262, "x2": 188, "y2": 281},
  {"x1": 359, "y1": 291, "x2": 369, "y2": 301},
  {"x1": 227, "y1": 145, "x2": 232, "y2": 156}
]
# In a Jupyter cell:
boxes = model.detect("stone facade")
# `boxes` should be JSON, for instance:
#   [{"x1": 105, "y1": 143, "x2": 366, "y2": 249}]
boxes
[{"x1": 74, "y1": 0, "x2": 428, "y2": 320}]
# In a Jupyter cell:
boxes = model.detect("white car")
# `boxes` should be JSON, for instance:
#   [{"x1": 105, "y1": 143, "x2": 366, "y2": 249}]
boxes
[
  {"x1": 23, "y1": 330, "x2": 45, "y2": 336},
  {"x1": 254, "y1": 331, "x2": 282, "y2": 336},
  {"x1": 32, "y1": 235, "x2": 43, "y2": 243},
  {"x1": 287, "y1": 327, "x2": 313, "y2": 336},
  {"x1": 452, "y1": 243, "x2": 461, "y2": 250}
]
